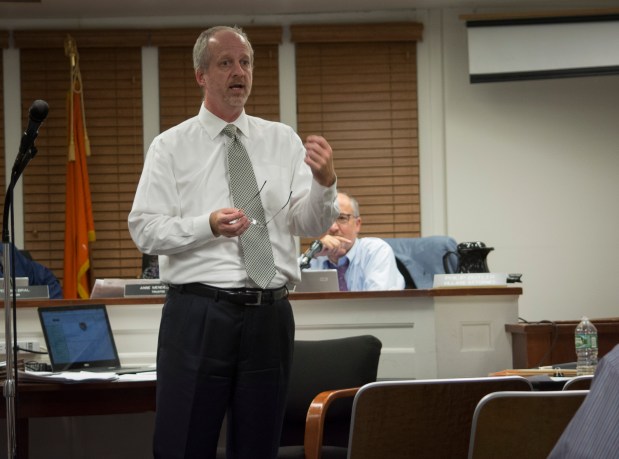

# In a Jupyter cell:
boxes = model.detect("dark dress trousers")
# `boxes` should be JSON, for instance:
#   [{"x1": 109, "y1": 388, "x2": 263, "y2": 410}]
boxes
[{"x1": 153, "y1": 286, "x2": 295, "y2": 459}]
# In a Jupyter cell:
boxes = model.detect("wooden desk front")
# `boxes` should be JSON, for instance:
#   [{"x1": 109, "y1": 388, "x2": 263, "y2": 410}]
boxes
[
  {"x1": 14, "y1": 380, "x2": 156, "y2": 418},
  {"x1": 1, "y1": 380, "x2": 156, "y2": 458},
  {"x1": 506, "y1": 318, "x2": 619, "y2": 368}
]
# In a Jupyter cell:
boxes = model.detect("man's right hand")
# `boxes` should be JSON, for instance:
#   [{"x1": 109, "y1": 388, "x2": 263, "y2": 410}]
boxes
[
  {"x1": 210, "y1": 208, "x2": 251, "y2": 237},
  {"x1": 319, "y1": 234, "x2": 352, "y2": 263}
]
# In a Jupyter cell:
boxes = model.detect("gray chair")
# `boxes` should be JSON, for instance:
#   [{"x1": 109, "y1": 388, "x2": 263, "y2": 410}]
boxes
[
  {"x1": 383, "y1": 236, "x2": 458, "y2": 289},
  {"x1": 217, "y1": 335, "x2": 382, "y2": 459},
  {"x1": 468, "y1": 390, "x2": 588, "y2": 459},
  {"x1": 279, "y1": 335, "x2": 382, "y2": 459},
  {"x1": 344, "y1": 376, "x2": 532, "y2": 459}
]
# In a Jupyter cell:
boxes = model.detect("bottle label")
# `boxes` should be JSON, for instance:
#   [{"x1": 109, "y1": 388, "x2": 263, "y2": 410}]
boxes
[{"x1": 575, "y1": 333, "x2": 598, "y2": 349}]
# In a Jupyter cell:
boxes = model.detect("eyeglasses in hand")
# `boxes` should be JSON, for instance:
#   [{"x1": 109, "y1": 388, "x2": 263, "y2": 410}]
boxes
[{"x1": 239, "y1": 181, "x2": 292, "y2": 227}]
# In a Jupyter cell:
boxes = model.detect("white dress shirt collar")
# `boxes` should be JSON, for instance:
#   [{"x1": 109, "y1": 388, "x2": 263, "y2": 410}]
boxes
[{"x1": 198, "y1": 104, "x2": 250, "y2": 140}]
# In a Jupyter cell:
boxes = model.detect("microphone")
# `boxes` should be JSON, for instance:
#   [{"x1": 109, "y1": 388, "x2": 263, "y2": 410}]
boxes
[
  {"x1": 299, "y1": 240, "x2": 323, "y2": 269},
  {"x1": 12, "y1": 99, "x2": 49, "y2": 176}
]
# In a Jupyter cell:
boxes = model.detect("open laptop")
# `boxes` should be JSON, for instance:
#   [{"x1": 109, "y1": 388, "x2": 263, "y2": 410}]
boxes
[
  {"x1": 37, "y1": 304, "x2": 154, "y2": 374},
  {"x1": 294, "y1": 269, "x2": 340, "y2": 293}
]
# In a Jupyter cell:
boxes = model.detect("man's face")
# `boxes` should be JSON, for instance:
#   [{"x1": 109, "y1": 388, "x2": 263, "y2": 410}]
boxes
[
  {"x1": 328, "y1": 194, "x2": 361, "y2": 243},
  {"x1": 196, "y1": 30, "x2": 253, "y2": 118}
]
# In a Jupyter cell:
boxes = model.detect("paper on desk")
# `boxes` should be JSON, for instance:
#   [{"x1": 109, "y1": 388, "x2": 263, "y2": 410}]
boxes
[
  {"x1": 117, "y1": 371, "x2": 157, "y2": 382},
  {"x1": 18, "y1": 370, "x2": 119, "y2": 383}
]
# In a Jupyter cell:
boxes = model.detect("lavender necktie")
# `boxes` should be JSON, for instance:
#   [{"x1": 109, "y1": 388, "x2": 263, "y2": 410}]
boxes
[{"x1": 329, "y1": 258, "x2": 349, "y2": 292}]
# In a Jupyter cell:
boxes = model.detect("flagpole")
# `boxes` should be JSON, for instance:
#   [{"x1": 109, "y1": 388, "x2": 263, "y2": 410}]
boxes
[{"x1": 64, "y1": 35, "x2": 96, "y2": 299}]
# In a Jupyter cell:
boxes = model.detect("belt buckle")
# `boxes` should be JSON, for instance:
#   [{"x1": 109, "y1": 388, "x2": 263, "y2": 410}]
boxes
[{"x1": 245, "y1": 290, "x2": 262, "y2": 306}]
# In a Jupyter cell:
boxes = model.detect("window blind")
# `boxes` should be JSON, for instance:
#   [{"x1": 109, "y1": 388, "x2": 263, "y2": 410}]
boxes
[
  {"x1": 9, "y1": 23, "x2": 422, "y2": 284},
  {"x1": 20, "y1": 45, "x2": 144, "y2": 283},
  {"x1": 16, "y1": 28, "x2": 280, "y2": 288},
  {"x1": 293, "y1": 24, "x2": 422, "y2": 240}
]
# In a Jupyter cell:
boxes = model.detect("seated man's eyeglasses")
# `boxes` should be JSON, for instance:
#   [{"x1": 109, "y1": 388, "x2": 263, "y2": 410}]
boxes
[{"x1": 335, "y1": 213, "x2": 357, "y2": 225}]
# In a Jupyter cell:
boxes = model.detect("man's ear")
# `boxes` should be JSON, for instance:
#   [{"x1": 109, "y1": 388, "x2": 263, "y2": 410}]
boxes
[{"x1": 195, "y1": 68, "x2": 206, "y2": 88}]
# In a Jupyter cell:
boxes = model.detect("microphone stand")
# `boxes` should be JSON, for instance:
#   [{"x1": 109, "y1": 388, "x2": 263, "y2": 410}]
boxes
[
  {"x1": 2, "y1": 144, "x2": 36, "y2": 459},
  {"x1": 2, "y1": 226, "x2": 16, "y2": 459}
]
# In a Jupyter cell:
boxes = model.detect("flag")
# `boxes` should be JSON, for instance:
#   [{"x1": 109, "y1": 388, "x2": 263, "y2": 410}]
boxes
[{"x1": 63, "y1": 35, "x2": 96, "y2": 299}]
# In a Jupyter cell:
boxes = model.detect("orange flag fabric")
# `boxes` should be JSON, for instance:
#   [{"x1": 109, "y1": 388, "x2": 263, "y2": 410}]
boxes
[{"x1": 63, "y1": 35, "x2": 96, "y2": 299}]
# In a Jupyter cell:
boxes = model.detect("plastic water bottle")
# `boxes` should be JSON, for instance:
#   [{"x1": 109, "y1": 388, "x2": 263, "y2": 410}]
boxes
[{"x1": 575, "y1": 316, "x2": 598, "y2": 376}]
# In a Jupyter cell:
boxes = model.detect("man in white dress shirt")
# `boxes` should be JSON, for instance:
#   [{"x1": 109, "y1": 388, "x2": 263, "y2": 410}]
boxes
[{"x1": 128, "y1": 26, "x2": 338, "y2": 459}]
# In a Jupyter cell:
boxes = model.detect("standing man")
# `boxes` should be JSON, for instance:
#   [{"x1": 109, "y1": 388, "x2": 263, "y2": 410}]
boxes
[
  {"x1": 128, "y1": 26, "x2": 338, "y2": 459},
  {"x1": 306, "y1": 192, "x2": 404, "y2": 291}
]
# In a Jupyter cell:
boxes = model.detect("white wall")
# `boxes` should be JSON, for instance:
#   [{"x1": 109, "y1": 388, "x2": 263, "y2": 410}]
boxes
[{"x1": 435, "y1": 8, "x2": 619, "y2": 321}]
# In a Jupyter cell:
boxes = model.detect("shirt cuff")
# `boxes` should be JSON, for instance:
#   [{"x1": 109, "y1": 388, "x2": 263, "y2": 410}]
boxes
[{"x1": 194, "y1": 213, "x2": 217, "y2": 241}]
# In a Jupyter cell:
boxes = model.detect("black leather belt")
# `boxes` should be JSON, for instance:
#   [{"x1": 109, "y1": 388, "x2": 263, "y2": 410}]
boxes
[{"x1": 171, "y1": 283, "x2": 288, "y2": 306}]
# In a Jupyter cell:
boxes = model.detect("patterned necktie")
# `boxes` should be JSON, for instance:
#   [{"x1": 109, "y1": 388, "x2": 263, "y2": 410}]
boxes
[
  {"x1": 223, "y1": 124, "x2": 276, "y2": 289},
  {"x1": 329, "y1": 258, "x2": 349, "y2": 292}
]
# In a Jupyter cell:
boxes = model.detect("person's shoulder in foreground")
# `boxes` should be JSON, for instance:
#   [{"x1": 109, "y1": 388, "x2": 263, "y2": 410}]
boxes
[{"x1": 547, "y1": 344, "x2": 619, "y2": 459}]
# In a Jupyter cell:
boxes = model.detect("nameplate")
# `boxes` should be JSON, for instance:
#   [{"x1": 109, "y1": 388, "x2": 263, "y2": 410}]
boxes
[
  {"x1": 0, "y1": 285, "x2": 50, "y2": 299},
  {"x1": 433, "y1": 273, "x2": 507, "y2": 288},
  {"x1": 124, "y1": 282, "x2": 169, "y2": 297}
]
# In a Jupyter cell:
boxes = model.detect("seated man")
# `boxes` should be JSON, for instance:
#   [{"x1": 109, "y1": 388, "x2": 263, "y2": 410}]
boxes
[
  {"x1": 0, "y1": 243, "x2": 63, "y2": 299},
  {"x1": 305, "y1": 192, "x2": 404, "y2": 291}
]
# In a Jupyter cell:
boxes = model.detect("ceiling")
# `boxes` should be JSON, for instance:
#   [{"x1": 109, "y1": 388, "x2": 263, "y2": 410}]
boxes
[{"x1": 0, "y1": 0, "x2": 605, "y2": 22}]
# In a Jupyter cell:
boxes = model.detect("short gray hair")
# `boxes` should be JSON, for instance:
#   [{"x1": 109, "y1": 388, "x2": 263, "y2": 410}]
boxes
[
  {"x1": 192, "y1": 25, "x2": 254, "y2": 71},
  {"x1": 339, "y1": 191, "x2": 360, "y2": 217}
]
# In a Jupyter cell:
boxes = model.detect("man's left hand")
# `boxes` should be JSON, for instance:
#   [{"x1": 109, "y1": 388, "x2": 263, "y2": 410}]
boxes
[{"x1": 304, "y1": 135, "x2": 336, "y2": 187}]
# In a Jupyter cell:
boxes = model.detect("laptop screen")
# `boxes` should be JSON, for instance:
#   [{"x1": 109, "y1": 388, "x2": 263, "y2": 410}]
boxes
[
  {"x1": 38, "y1": 304, "x2": 121, "y2": 372},
  {"x1": 295, "y1": 269, "x2": 340, "y2": 293}
]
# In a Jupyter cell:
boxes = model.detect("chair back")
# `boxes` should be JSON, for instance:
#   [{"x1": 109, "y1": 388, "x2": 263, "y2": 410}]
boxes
[
  {"x1": 394, "y1": 256, "x2": 416, "y2": 289},
  {"x1": 383, "y1": 236, "x2": 458, "y2": 289},
  {"x1": 562, "y1": 375, "x2": 593, "y2": 390},
  {"x1": 347, "y1": 376, "x2": 532, "y2": 459},
  {"x1": 468, "y1": 390, "x2": 588, "y2": 459},
  {"x1": 281, "y1": 335, "x2": 382, "y2": 449}
]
